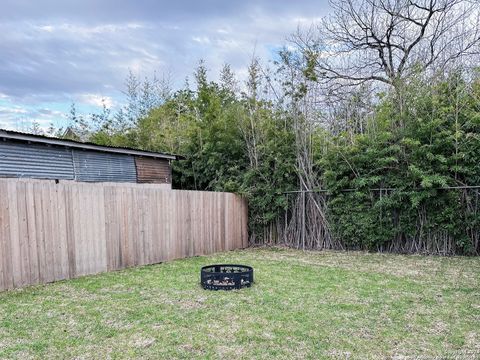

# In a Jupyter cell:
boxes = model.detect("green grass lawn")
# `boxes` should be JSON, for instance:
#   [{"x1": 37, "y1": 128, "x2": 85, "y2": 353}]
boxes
[{"x1": 0, "y1": 247, "x2": 479, "y2": 359}]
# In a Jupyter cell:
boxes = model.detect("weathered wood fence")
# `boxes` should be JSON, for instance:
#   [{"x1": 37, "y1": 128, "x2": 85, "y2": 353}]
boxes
[{"x1": 0, "y1": 179, "x2": 248, "y2": 291}]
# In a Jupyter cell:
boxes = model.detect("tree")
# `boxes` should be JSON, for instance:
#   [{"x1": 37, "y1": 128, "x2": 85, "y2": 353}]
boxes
[
  {"x1": 28, "y1": 120, "x2": 43, "y2": 135},
  {"x1": 241, "y1": 57, "x2": 263, "y2": 169},
  {"x1": 67, "y1": 102, "x2": 90, "y2": 141},
  {"x1": 219, "y1": 63, "x2": 238, "y2": 94},
  {"x1": 122, "y1": 70, "x2": 140, "y2": 127},
  {"x1": 292, "y1": 0, "x2": 480, "y2": 93}
]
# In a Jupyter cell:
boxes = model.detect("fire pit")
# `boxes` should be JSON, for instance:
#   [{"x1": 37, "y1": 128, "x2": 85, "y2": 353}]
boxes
[{"x1": 201, "y1": 264, "x2": 254, "y2": 290}]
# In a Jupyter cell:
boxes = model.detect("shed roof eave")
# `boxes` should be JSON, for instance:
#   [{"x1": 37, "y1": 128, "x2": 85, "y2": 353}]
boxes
[{"x1": 0, "y1": 129, "x2": 183, "y2": 160}]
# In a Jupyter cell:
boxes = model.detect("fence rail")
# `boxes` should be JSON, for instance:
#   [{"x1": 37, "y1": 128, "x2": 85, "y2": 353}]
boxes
[
  {"x1": 261, "y1": 188, "x2": 479, "y2": 255},
  {"x1": 0, "y1": 179, "x2": 248, "y2": 291}
]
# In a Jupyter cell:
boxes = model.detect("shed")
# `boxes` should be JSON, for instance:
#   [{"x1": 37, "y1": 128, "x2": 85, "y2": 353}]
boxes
[{"x1": 0, "y1": 129, "x2": 182, "y2": 188}]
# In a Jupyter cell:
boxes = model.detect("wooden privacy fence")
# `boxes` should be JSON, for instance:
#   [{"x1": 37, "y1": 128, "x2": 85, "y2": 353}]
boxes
[{"x1": 0, "y1": 179, "x2": 248, "y2": 291}]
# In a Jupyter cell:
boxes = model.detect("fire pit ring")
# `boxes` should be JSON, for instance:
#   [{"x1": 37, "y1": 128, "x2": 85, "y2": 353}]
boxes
[{"x1": 201, "y1": 264, "x2": 253, "y2": 290}]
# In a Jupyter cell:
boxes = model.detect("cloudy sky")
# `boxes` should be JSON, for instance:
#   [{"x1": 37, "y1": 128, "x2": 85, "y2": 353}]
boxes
[{"x1": 0, "y1": 0, "x2": 330, "y2": 131}]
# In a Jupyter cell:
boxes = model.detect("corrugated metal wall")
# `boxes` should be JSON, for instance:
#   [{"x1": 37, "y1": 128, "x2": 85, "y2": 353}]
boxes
[
  {"x1": 72, "y1": 149, "x2": 137, "y2": 183},
  {"x1": 0, "y1": 140, "x2": 172, "y2": 184},
  {"x1": 0, "y1": 140, "x2": 74, "y2": 180}
]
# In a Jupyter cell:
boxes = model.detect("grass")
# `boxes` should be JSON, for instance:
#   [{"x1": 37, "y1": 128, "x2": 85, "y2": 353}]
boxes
[{"x1": 0, "y1": 247, "x2": 479, "y2": 359}]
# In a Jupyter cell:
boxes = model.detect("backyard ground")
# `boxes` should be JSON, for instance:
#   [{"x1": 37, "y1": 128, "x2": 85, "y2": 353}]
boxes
[{"x1": 0, "y1": 247, "x2": 478, "y2": 359}]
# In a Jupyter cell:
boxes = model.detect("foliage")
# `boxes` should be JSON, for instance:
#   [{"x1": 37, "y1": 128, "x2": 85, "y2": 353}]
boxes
[
  {"x1": 320, "y1": 73, "x2": 480, "y2": 254},
  {"x1": 66, "y1": 61, "x2": 479, "y2": 255},
  {"x1": 81, "y1": 62, "x2": 297, "y2": 238}
]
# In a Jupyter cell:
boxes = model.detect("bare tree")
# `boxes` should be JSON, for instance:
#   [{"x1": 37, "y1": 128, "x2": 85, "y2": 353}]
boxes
[
  {"x1": 241, "y1": 57, "x2": 262, "y2": 169},
  {"x1": 269, "y1": 0, "x2": 480, "y2": 252},
  {"x1": 292, "y1": 0, "x2": 480, "y2": 92}
]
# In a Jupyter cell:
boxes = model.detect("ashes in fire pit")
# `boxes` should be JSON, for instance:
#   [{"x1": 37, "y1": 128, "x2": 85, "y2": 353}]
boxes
[{"x1": 201, "y1": 264, "x2": 253, "y2": 290}]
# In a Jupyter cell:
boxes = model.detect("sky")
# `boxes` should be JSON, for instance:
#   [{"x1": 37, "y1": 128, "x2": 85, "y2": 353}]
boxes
[{"x1": 0, "y1": 0, "x2": 330, "y2": 131}]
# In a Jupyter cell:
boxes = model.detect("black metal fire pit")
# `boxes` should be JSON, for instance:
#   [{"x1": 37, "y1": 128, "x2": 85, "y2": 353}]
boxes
[{"x1": 201, "y1": 264, "x2": 253, "y2": 290}]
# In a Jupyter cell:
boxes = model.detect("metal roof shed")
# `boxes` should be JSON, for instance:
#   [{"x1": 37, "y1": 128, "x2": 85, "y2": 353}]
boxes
[{"x1": 0, "y1": 129, "x2": 182, "y2": 186}]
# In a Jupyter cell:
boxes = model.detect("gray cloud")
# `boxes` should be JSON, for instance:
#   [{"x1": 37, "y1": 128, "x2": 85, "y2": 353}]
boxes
[
  {"x1": 0, "y1": 0, "x2": 330, "y2": 128},
  {"x1": 0, "y1": 1, "x2": 328, "y2": 23}
]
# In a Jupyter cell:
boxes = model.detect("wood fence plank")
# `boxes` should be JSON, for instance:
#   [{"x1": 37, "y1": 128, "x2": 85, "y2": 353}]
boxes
[
  {"x1": 39, "y1": 182, "x2": 53, "y2": 283},
  {"x1": 0, "y1": 179, "x2": 248, "y2": 291},
  {"x1": 0, "y1": 182, "x2": 13, "y2": 290},
  {"x1": 157, "y1": 189, "x2": 165, "y2": 262},
  {"x1": 8, "y1": 181, "x2": 23, "y2": 287},
  {"x1": 64, "y1": 184, "x2": 76, "y2": 278},
  {"x1": 56, "y1": 184, "x2": 70, "y2": 280},
  {"x1": 25, "y1": 181, "x2": 39, "y2": 285},
  {"x1": 97, "y1": 185, "x2": 107, "y2": 272},
  {"x1": 104, "y1": 186, "x2": 118, "y2": 271}
]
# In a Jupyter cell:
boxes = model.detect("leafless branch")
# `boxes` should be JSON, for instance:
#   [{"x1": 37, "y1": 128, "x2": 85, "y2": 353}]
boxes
[{"x1": 290, "y1": 0, "x2": 480, "y2": 91}]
